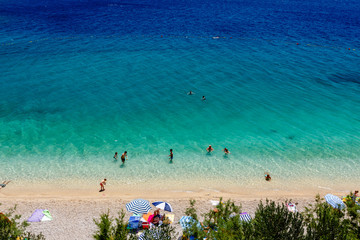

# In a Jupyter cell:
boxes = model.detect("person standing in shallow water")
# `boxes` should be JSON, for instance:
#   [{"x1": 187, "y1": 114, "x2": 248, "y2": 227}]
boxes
[
  {"x1": 121, "y1": 151, "x2": 127, "y2": 164},
  {"x1": 265, "y1": 173, "x2": 271, "y2": 181},
  {"x1": 113, "y1": 152, "x2": 118, "y2": 160},
  {"x1": 169, "y1": 149, "x2": 173, "y2": 162},
  {"x1": 207, "y1": 145, "x2": 214, "y2": 152}
]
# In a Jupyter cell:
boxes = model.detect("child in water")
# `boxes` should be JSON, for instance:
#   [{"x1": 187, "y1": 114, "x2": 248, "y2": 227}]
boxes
[
  {"x1": 223, "y1": 148, "x2": 230, "y2": 154},
  {"x1": 169, "y1": 149, "x2": 173, "y2": 162},
  {"x1": 265, "y1": 173, "x2": 271, "y2": 181}
]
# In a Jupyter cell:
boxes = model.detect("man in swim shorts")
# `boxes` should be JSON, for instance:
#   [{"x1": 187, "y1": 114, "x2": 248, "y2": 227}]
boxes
[
  {"x1": 121, "y1": 151, "x2": 127, "y2": 164},
  {"x1": 207, "y1": 145, "x2": 214, "y2": 152},
  {"x1": 169, "y1": 149, "x2": 173, "y2": 162}
]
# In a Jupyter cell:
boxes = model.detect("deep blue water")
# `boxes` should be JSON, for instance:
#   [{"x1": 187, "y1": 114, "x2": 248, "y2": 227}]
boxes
[{"x1": 0, "y1": 0, "x2": 360, "y2": 189}]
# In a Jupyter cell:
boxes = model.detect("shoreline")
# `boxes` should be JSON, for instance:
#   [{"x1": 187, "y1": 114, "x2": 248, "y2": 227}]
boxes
[{"x1": 0, "y1": 181, "x2": 352, "y2": 199}]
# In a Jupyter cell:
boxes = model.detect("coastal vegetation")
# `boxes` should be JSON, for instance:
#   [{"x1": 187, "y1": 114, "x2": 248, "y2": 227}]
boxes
[
  {"x1": 93, "y1": 193, "x2": 360, "y2": 240},
  {"x1": 1, "y1": 194, "x2": 359, "y2": 239}
]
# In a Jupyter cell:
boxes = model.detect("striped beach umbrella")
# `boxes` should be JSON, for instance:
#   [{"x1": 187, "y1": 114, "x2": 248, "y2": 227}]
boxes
[
  {"x1": 179, "y1": 216, "x2": 201, "y2": 230},
  {"x1": 138, "y1": 230, "x2": 171, "y2": 240},
  {"x1": 126, "y1": 199, "x2": 151, "y2": 215},
  {"x1": 325, "y1": 194, "x2": 346, "y2": 210},
  {"x1": 239, "y1": 212, "x2": 252, "y2": 222},
  {"x1": 152, "y1": 201, "x2": 173, "y2": 212}
]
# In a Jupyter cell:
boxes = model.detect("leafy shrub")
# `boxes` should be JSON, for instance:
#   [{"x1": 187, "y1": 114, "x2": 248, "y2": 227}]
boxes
[
  {"x1": 141, "y1": 224, "x2": 177, "y2": 240},
  {"x1": 253, "y1": 200, "x2": 305, "y2": 240},
  {"x1": 303, "y1": 194, "x2": 360, "y2": 240},
  {"x1": 182, "y1": 199, "x2": 205, "y2": 240},
  {"x1": 0, "y1": 204, "x2": 46, "y2": 240},
  {"x1": 93, "y1": 209, "x2": 137, "y2": 240}
]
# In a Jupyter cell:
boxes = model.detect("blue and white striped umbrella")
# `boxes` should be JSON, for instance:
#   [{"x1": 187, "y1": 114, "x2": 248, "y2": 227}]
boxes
[
  {"x1": 325, "y1": 194, "x2": 346, "y2": 210},
  {"x1": 239, "y1": 212, "x2": 252, "y2": 222},
  {"x1": 126, "y1": 199, "x2": 151, "y2": 215},
  {"x1": 138, "y1": 230, "x2": 170, "y2": 240},
  {"x1": 179, "y1": 216, "x2": 201, "y2": 230},
  {"x1": 139, "y1": 232, "x2": 156, "y2": 240},
  {"x1": 152, "y1": 201, "x2": 173, "y2": 212},
  {"x1": 138, "y1": 233, "x2": 146, "y2": 240}
]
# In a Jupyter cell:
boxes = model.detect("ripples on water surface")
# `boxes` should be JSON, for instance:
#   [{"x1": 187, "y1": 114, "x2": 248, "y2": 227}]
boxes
[{"x1": 0, "y1": 0, "x2": 359, "y2": 190}]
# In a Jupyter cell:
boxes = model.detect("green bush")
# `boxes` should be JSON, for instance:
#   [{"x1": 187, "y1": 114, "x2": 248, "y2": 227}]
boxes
[
  {"x1": 303, "y1": 194, "x2": 360, "y2": 240},
  {"x1": 185, "y1": 198, "x2": 304, "y2": 240},
  {"x1": 93, "y1": 209, "x2": 137, "y2": 240},
  {"x1": 203, "y1": 198, "x2": 246, "y2": 240},
  {"x1": 253, "y1": 200, "x2": 305, "y2": 240},
  {"x1": 0, "y1": 204, "x2": 46, "y2": 240},
  {"x1": 141, "y1": 224, "x2": 177, "y2": 240},
  {"x1": 182, "y1": 199, "x2": 205, "y2": 240}
]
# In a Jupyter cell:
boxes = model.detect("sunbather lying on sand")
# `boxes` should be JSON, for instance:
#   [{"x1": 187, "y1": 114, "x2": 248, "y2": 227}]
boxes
[{"x1": 0, "y1": 180, "x2": 11, "y2": 190}]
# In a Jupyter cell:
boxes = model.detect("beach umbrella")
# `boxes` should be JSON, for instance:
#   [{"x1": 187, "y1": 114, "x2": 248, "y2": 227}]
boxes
[
  {"x1": 325, "y1": 194, "x2": 346, "y2": 210},
  {"x1": 126, "y1": 199, "x2": 151, "y2": 215},
  {"x1": 152, "y1": 201, "x2": 173, "y2": 212},
  {"x1": 239, "y1": 212, "x2": 252, "y2": 222},
  {"x1": 179, "y1": 216, "x2": 201, "y2": 230}
]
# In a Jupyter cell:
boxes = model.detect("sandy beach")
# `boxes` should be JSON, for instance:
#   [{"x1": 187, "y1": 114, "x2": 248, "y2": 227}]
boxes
[{"x1": 0, "y1": 183, "x2": 352, "y2": 240}]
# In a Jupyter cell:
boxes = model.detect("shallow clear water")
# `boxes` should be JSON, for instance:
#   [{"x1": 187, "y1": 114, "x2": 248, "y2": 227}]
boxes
[{"x1": 1, "y1": 0, "x2": 360, "y2": 190}]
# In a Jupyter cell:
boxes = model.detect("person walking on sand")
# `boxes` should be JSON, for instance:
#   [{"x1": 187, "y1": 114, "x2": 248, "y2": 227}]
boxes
[
  {"x1": 99, "y1": 179, "x2": 107, "y2": 192},
  {"x1": 121, "y1": 151, "x2": 127, "y2": 164},
  {"x1": 169, "y1": 149, "x2": 173, "y2": 162},
  {"x1": 0, "y1": 180, "x2": 11, "y2": 190},
  {"x1": 207, "y1": 145, "x2": 214, "y2": 152},
  {"x1": 113, "y1": 152, "x2": 118, "y2": 160}
]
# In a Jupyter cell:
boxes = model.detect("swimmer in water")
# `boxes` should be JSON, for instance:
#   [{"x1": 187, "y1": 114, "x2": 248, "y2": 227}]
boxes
[
  {"x1": 207, "y1": 145, "x2": 214, "y2": 152},
  {"x1": 169, "y1": 149, "x2": 173, "y2": 162},
  {"x1": 202, "y1": 96, "x2": 206, "y2": 101},
  {"x1": 223, "y1": 148, "x2": 230, "y2": 154},
  {"x1": 265, "y1": 173, "x2": 271, "y2": 181},
  {"x1": 121, "y1": 151, "x2": 127, "y2": 164},
  {"x1": 188, "y1": 90, "x2": 194, "y2": 95},
  {"x1": 113, "y1": 152, "x2": 118, "y2": 160}
]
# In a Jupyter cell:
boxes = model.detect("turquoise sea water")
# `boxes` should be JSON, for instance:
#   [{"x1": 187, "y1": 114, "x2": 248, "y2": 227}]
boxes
[{"x1": 1, "y1": 0, "x2": 360, "y2": 190}]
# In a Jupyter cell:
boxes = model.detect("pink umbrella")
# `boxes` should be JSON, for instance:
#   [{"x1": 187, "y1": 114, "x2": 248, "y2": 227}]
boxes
[{"x1": 147, "y1": 214, "x2": 155, "y2": 223}]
